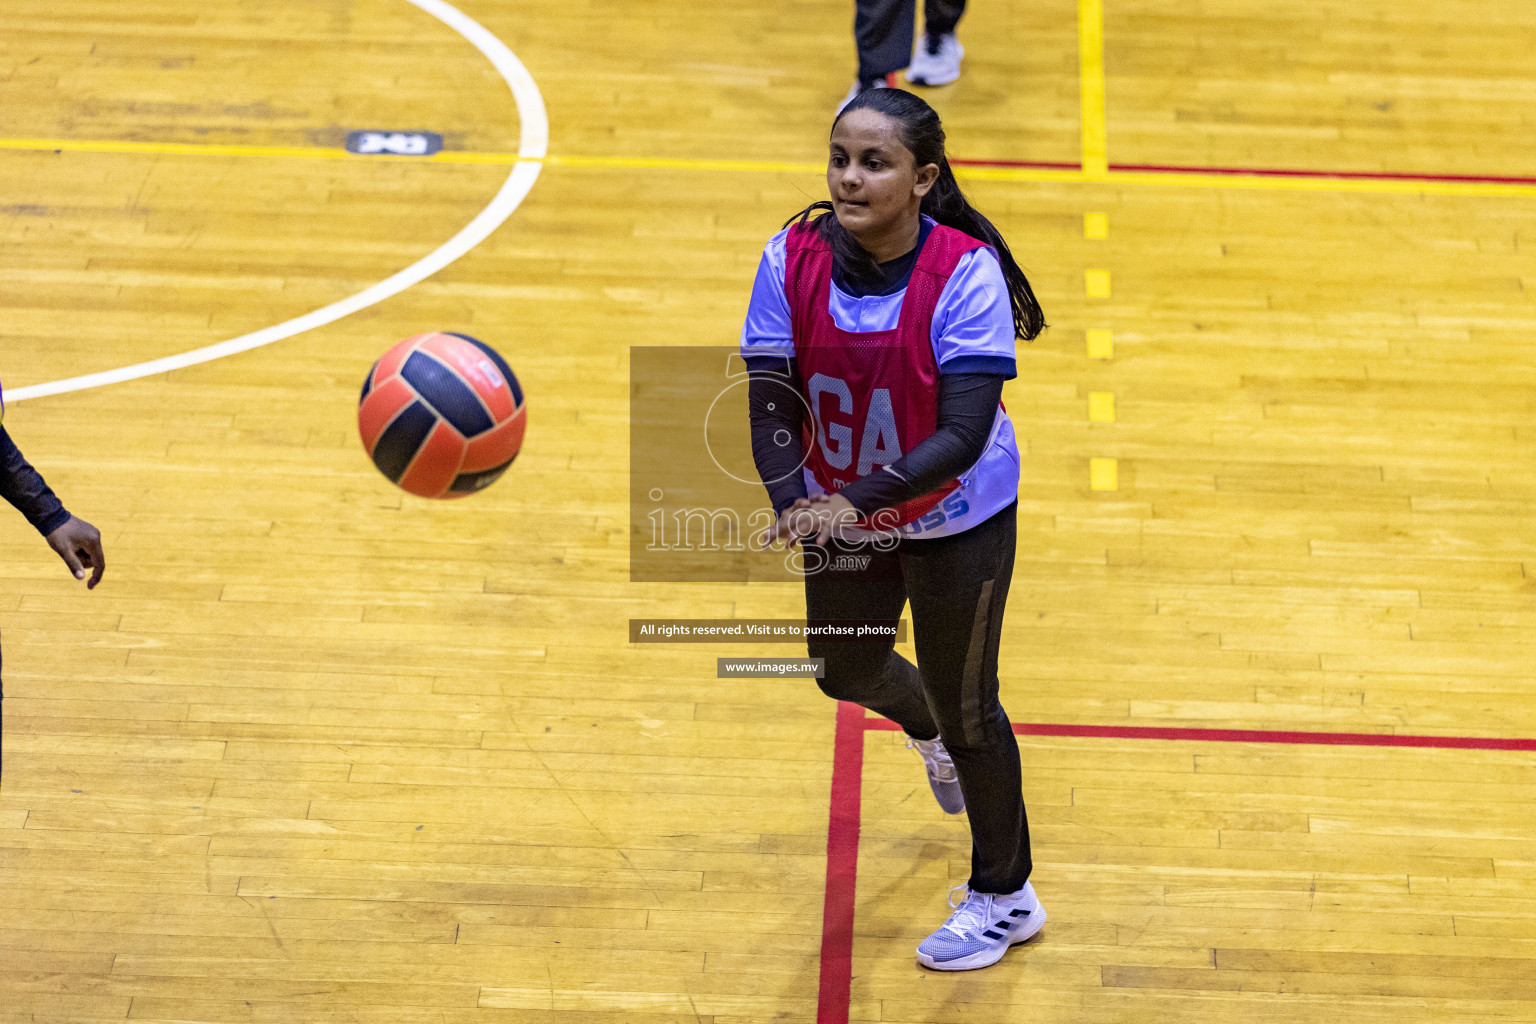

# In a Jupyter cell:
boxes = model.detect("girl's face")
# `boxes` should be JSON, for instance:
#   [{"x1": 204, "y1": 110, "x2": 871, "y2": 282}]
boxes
[{"x1": 827, "y1": 109, "x2": 939, "y2": 240}]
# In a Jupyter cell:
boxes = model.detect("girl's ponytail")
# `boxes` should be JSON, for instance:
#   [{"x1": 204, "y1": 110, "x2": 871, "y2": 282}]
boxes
[{"x1": 921, "y1": 157, "x2": 1046, "y2": 340}]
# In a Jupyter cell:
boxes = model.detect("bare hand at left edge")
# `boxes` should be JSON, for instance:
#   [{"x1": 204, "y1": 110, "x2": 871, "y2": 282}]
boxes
[{"x1": 46, "y1": 515, "x2": 105, "y2": 589}]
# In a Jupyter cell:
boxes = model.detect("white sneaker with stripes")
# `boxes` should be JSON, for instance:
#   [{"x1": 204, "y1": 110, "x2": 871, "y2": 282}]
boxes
[{"x1": 916, "y1": 882, "x2": 1046, "y2": 971}]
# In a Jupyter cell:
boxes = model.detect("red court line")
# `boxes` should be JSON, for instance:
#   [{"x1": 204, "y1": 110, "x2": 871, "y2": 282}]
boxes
[
  {"x1": 816, "y1": 701, "x2": 867, "y2": 1024},
  {"x1": 1111, "y1": 162, "x2": 1536, "y2": 187},
  {"x1": 817, "y1": 709, "x2": 1536, "y2": 1024},
  {"x1": 862, "y1": 716, "x2": 1536, "y2": 751},
  {"x1": 949, "y1": 156, "x2": 1536, "y2": 187},
  {"x1": 950, "y1": 158, "x2": 1083, "y2": 171}
]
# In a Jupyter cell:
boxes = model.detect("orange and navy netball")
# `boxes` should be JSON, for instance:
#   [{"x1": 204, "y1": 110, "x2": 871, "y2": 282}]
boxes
[{"x1": 357, "y1": 332, "x2": 526, "y2": 498}]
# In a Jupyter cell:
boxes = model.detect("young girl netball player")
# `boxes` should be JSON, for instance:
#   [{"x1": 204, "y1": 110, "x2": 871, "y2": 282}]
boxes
[{"x1": 741, "y1": 88, "x2": 1046, "y2": 971}]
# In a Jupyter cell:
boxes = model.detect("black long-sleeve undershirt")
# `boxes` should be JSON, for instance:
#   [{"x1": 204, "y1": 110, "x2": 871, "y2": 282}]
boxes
[
  {"x1": 746, "y1": 357, "x2": 812, "y2": 517},
  {"x1": 0, "y1": 426, "x2": 70, "y2": 536},
  {"x1": 746, "y1": 356, "x2": 1006, "y2": 519}
]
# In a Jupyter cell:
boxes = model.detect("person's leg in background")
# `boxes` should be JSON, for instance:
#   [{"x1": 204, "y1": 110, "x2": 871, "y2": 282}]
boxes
[
  {"x1": 923, "y1": 0, "x2": 966, "y2": 38},
  {"x1": 907, "y1": 0, "x2": 967, "y2": 87},
  {"x1": 844, "y1": 0, "x2": 918, "y2": 109}
]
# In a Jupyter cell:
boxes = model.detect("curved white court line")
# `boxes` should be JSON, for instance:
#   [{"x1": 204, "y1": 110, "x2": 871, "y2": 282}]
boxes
[{"x1": 7, "y1": 0, "x2": 547, "y2": 404}]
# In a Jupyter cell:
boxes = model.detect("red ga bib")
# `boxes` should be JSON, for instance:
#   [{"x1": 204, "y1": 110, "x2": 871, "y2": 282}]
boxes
[{"x1": 784, "y1": 221, "x2": 989, "y2": 528}]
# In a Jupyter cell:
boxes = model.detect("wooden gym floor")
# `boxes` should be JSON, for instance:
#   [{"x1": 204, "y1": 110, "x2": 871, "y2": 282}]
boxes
[{"x1": 2, "y1": 0, "x2": 1536, "y2": 1021}]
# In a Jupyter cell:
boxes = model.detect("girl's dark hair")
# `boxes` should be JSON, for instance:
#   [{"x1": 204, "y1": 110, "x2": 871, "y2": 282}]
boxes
[{"x1": 785, "y1": 88, "x2": 1046, "y2": 340}]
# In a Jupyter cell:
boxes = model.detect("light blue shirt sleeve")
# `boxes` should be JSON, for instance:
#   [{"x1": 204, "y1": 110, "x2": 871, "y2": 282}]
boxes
[
  {"x1": 931, "y1": 247, "x2": 1017, "y2": 377},
  {"x1": 740, "y1": 228, "x2": 794, "y2": 360}
]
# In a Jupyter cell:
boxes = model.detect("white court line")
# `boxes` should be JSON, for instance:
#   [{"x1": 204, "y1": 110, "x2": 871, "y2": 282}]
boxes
[{"x1": 6, "y1": 0, "x2": 548, "y2": 404}]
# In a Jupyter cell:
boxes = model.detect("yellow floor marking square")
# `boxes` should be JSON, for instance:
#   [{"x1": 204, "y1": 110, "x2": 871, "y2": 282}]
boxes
[
  {"x1": 1088, "y1": 391, "x2": 1115, "y2": 421},
  {"x1": 1085, "y1": 268, "x2": 1111, "y2": 297},
  {"x1": 1090, "y1": 457, "x2": 1118, "y2": 490},
  {"x1": 1084, "y1": 212, "x2": 1108, "y2": 238},
  {"x1": 1086, "y1": 328, "x2": 1113, "y2": 359}
]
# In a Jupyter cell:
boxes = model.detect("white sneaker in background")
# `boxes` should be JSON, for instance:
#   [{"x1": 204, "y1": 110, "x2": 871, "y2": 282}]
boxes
[{"x1": 906, "y1": 33, "x2": 963, "y2": 87}]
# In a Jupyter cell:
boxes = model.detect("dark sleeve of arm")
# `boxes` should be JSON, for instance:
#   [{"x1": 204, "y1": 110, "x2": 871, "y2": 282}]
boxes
[
  {"x1": 837, "y1": 373, "x2": 1006, "y2": 516},
  {"x1": 0, "y1": 426, "x2": 71, "y2": 536},
  {"x1": 746, "y1": 355, "x2": 810, "y2": 517}
]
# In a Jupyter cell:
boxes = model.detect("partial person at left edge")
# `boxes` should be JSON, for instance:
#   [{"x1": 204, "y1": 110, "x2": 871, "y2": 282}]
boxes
[{"x1": 0, "y1": 384, "x2": 106, "y2": 701}]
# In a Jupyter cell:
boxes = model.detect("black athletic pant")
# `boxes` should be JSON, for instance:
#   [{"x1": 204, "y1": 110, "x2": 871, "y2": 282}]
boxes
[
  {"x1": 855, "y1": 0, "x2": 967, "y2": 81},
  {"x1": 804, "y1": 500, "x2": 1030, "y2": 895}
]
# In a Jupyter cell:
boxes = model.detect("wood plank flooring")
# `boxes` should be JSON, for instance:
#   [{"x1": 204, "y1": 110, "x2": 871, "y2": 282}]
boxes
[{"x1": 2, "y1": 0, "x2": 1534, "y2": 1021}]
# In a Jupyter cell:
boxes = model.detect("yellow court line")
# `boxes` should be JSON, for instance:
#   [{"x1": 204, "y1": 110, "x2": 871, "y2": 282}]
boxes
[
  {"x1": 1104, "y1": 168, "x2": 1536, "y2": 200},
  {"x1": 0, "y1": 137, "x2": 823, "y2": 173},
  {"x1": 542, "y1": 153, "x2": 822, "y2": 174},
  {"x1": 0, "y1": 136, "x2": 360, "y2": 160},
  {"x1": 961, "y1": 163, "x2": 1536, "y2": 199},
  {"x1": 3, "y1": 136, "x2": 1535, "y2": 200},
  {"x1": 1077, "y1": 0, "x2": 1108, "y2": 179}
]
